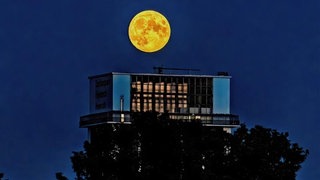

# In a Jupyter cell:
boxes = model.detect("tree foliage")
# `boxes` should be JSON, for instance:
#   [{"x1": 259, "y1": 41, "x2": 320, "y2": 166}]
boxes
[
  {"x1": 0, "y1": 173, "x2": 8, "y2": 180},
  {"x1": 56, "y1": 172, "x2": 68, "y2": 180},
  {"x1": 71, "y1": 112, "x2": 308, "y2": 180}
]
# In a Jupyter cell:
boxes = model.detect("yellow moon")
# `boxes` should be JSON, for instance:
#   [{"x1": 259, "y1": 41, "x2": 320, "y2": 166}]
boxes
[{"x1": 128, "y1": 10, "x2": 171, "y2": 53}]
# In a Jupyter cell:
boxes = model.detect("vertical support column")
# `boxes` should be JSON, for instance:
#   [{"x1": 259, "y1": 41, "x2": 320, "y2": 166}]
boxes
[{"x1": 120, "y1": 95, "x2": 124, "y2": 123}]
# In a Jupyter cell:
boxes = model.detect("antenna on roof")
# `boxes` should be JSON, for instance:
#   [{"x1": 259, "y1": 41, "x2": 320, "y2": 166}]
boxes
[{"x1": 153, "y1": 66, "x2": 200, "y2": 74}]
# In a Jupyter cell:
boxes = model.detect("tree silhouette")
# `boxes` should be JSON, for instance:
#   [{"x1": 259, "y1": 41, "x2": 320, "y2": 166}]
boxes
[
  {"x1": 0, "y1": 173, "x2": 8, "y2": 180},
  {"x1": 229, "y1": 125, "x2": 309, "y2": 180},
  {"x1": 71, "y1": 112, "x2": 308, "y2": 180},
  {"x1": 55, "y1": 172, "x2": 68, "y2": 180}
]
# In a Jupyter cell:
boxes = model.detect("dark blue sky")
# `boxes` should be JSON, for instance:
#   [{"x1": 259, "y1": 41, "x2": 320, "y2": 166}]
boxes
[{"x1": 0, "y1": 0, "x2": 319, "y2": 179}]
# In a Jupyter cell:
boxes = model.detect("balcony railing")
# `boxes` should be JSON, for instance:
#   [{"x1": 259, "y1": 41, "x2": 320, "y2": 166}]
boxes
[{"x1": 80, "y1": 111, "x2": 240, "y2": 128}]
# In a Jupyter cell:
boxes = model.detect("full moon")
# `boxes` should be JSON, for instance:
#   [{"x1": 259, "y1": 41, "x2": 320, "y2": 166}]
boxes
[{"x1": 128, "y1": 10, "x2": 171, "y2": 53}]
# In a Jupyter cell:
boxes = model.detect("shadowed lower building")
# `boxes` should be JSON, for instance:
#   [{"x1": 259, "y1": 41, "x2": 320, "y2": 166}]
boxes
[{"x1": 80, "y1": 70, "x2": 240, "y2": 136}]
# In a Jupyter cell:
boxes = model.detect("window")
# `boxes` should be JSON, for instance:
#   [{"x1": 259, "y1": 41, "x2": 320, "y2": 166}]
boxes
[
  {"x1": 132, "y1": 81, "x2": 141, "y2": 92},
  {"x1": 95, "y1": 91, "x2": 107, "y2": 98},
  {"x1": 96, "y1": 80, "x2": 108, "y2": 87},
  {"x1": 95, "y1": 102, "x2": 106, "y2": 109},
  {"x1": 130, "y1": 75, "x2": 214, "y2": 114}
]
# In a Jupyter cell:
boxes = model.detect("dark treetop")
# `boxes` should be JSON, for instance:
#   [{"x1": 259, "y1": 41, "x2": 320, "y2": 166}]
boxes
[{"x1": 71, "y1": 112, "x2": 308, "y2": 180}]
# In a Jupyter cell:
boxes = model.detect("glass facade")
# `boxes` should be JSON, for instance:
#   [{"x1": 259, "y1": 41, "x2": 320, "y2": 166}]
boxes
[{"x1": 130, "y1": 75, "x2": 213, "y2": 115}]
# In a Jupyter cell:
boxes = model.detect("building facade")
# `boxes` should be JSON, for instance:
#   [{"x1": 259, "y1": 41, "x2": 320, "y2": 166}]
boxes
[{"x1": 80, "y1": 71, "x2": 240, "y2": 132}]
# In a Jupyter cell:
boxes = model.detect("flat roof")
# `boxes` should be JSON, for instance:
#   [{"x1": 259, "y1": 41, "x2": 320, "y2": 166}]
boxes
[{"x1": 89, "y1": 72, "x2": 231, "y2": 79}]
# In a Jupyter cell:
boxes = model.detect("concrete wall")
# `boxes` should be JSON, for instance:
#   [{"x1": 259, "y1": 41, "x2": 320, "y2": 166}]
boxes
[
  {"x1": 112, "y1": 74, "x2": 131, "y2": 111},
  {"x1": 213, "y1": 77, "x2": 230, "y2": 114}
]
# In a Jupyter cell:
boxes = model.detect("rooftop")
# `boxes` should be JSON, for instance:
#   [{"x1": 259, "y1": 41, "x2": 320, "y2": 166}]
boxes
[{"x1": 89, "y1": 71, "x2": 231, "y2": 79}]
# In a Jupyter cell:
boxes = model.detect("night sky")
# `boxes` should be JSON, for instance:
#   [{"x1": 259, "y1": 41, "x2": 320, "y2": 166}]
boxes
[{"x1": 0, "y1": 0, "x2": 319, "y2": 179}]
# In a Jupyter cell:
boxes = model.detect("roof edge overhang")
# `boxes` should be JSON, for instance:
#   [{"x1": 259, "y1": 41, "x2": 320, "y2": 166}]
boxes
[{"x1": 89, "y1": 71, "x2": 231, "y2": 79}]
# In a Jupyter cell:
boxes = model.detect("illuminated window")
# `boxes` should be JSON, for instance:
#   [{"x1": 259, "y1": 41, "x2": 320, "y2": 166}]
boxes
[
  {"x1": 137, "y1": 103, "x2": 141, "y2": 111},
  {"x1": 183, "y1": 83, "x2": 188, "y2": 93},
  {"x1": 143, "y1": 83, "x2": 148, "y2": 92},
  {"x1": 132, "y1": 81, "x2": 141, "y2": 92},
  {"x1": 144, "y1": 82, "x2": 153, "y2": 92},
  {"x1": 132, "y1": 103, "x2": 136, "y2": 111},
  {"x1": 171, "y1": 83, "x2": 176, "y2": 93},
  {"x1": 167, "y1": 84, "x2": 171, "y2": 92},
  {"x1": 136, "y1": 82, "x2": 141, "y2": 92},
  {"x1": 160, "y1": 83, "x2": 164, "y2": 93},
  {"x1": 131, "y1": 75, "x2": 214, "y2": 114},
  {"x1": 178, "y1": 84, "x2": 183, "y2": 93},
  {"x1": 155, "y1": 83, "x2": 160, "y2": 92},
  {"x1": 154, "y1": 82, "x2": 164, "y2": 93},
  {"x1": 178, "y1": 95, "x2": 187, "y2": 98},
  {"x1": 155, "y1": 94, "x2": 163, "y2": 98},
  {"x1": 148, "y1": 82, "x2": 153, "y2": 92},
  {"x1": 166, "y1": 83, "x2": 176, "y2": 93}
]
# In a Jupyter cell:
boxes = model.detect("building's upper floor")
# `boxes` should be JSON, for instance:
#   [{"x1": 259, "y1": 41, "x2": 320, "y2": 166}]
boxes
[{"x1": 80, "y1": 71, "x2": 239, "y2": 128}]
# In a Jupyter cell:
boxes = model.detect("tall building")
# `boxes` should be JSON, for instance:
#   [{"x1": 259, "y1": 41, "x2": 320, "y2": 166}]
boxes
[{"x1": 80, "y1": 70, "x2": 240, "y2": 134}]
